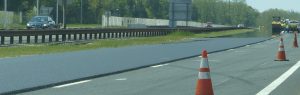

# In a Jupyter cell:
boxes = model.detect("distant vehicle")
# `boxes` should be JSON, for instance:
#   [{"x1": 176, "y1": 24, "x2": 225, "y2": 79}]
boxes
[
  {"x1": 288, "y1": 20, "x2": 299, "y2": 32},
  {"x1": 271, "y1": 16, "x2": 283, "y2": 34},
  {"x1": 206, "y1": 22, "x2": 213, "y2": 27},
  {"x1": 26, "y1": 16, "x2": 58, "y2": 29},
  {"x1": 237, "y1": 24, "x2": 245, "y2": 28}
]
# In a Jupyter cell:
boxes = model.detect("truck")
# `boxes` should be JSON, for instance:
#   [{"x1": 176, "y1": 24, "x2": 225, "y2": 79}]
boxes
[{"x1": 272, "y1": 16, "x2": 283, "y2": 35}]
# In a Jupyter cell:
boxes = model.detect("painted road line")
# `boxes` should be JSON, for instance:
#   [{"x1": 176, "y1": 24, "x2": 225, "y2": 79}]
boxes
[
  {"x1": 227, "y1": 49, "x2": 235, "y2": 51},
  {"x1": 256, "y1": 61, "x2": 300, "y2": 95},
  {"x1": 115, "y1": 78, "x2": 127, "y2": 81},
  {"x1": 151, "y1": 64, "x2": 169, "y2": 68},
  {"x1": 52, "y1": 80, "x2": 91, "y2": 88}
]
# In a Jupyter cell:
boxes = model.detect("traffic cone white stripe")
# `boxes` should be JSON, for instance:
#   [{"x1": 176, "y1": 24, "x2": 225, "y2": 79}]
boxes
[
  {"x1": 200, "y1": 58, "x2": 209, "y2": 68},
  {"x1": 279, "y1": 47, "x2": 284, "y2": 51},
  {"x1": 198, "y1": 72, "x2": 211, "y2": 79}
]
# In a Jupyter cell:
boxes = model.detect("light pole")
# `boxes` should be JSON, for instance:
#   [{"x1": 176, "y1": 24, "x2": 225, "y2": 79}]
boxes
[
  {"x1": 4, "y1": 0, "x2": 7, "y2": 29},
  {"x1": 37, "y1": 0, "x2": 39, "y2": 16},
  {"x1": 56, "y1": 0, "x2": 59, "y2": 24},
  {"x1": 63, "y1": 0, "x2": 66, "y2": 29},
  {"x1": 80, "y1": 0, "x2": 83, "y2": 24}
]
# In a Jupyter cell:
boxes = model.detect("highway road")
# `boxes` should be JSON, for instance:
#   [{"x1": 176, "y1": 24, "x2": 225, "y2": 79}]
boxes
[
  {"x1": 0, "y1": 36, "x2": 270, "y2": 94},
  {"x1": 16, "y1": 33, "x2": 300, "y2": 95}
]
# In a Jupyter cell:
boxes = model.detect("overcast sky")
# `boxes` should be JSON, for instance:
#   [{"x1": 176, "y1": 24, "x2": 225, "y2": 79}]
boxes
[{"x1": 246, "y1": 0, "x2": 300, "y2": 12}]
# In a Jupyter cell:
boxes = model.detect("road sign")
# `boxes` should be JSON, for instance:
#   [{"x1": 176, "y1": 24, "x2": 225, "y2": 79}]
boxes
[{"x1": 169, "y1": 0, "x2": 192, "y2": 28}]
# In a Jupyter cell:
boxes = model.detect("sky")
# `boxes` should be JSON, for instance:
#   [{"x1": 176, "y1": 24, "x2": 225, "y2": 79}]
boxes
[{"x1": 246, "y1": 0, "x2": 300, "y2": 12}]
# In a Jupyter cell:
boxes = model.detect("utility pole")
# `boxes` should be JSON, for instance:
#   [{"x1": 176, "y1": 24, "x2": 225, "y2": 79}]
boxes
[
  {"x1": 56, "y1": 0, "x2": 59, "y2": 24},
  {"x1": 228, "y1": 0, "x2": 231, "y2": 24},
  {"x1": 63, "y1": 0, "x2": 66, "y2": 29},
  {"x1": 4, "y1": 0, "x2": 7, "y2": 29},
  {"x1": 37, "y1": 0, "x2": 39, "y2": 16},
  {"x1": 80, "y1": 0, "x2": 83, "y2": 24},
  {"x1": 186, "y1": 3, "x2": 189, "y2": 27}
]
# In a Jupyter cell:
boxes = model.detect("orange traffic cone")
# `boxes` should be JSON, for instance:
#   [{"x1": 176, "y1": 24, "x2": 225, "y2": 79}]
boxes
[
  {"x1": 275, "y1": 38, "x2": 288, "y2": 61},
  {"x1": 195, "y1": 50, "x2": 214, "y2": 95},
  {"x1": 293, "y1": 32, "x2": 298, "y2": 48}
]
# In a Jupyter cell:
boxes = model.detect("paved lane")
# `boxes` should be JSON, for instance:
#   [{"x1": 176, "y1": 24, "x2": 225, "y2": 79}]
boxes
[
  {"x1": 18, "y1": 33, "x2": 300, "y2": 95},
  {"x1": 0, "y1": 37, "x2": 270, "y2": 94}
]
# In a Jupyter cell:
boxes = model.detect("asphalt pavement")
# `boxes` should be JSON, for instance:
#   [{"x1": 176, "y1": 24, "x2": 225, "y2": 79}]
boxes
[
  {"x1": 16, "y1": 33, "x2": 300, "y2": 95},
  {"x1": 0, "y1": 36, "x2": 270, "y2": 94}
]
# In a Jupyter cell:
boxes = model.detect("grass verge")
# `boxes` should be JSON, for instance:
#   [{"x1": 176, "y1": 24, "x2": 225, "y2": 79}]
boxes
[{"x1": 0, "y1": 29, "x2": 255, "y2": 58}]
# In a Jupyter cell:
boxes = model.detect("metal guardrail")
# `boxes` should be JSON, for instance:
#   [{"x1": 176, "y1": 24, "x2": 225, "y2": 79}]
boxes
[{"x1": 0, "y1": 27, "x2": 241, "y2": 45}]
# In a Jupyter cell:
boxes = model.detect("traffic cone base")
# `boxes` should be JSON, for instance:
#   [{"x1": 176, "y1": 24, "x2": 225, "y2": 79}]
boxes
[{"x1": 195, "y1": 80, "x2": 214, "y2": 95}]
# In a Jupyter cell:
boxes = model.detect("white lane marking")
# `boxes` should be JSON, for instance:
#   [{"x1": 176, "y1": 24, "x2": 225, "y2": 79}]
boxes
[
  {"x1": 256, "y1": 61, "x2": 300, "y2": 95},
  {"x1": 53, "y1": 80, "x2": 91, "y2": 88},
  {"x1": 227, "y1": 49, "x2": 235, "y2": 51},
  {"x1": 151, "y1": 64, "x2": 169, "y2": 68},
  {"x1": 234, "y1": 51, "x2": 247, "y2": 53},
  {"x1": 115, "y1": 78, "x2": 127, "y2": 81},
  {"x1": 245, "y1": 45, "x2": 251, "y2": 47}
]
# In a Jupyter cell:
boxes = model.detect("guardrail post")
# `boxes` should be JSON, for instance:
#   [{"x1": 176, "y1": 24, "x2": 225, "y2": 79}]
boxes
[
  {"x1": 152, "y1": 31, "x2": 154, "y2": 36},
  {"x1": 42, "y1": 35, "x2": 45, "y2": 43},
  {"x1": 125, "y1": 32, "x2": 128, "y2": 38},
  {"x1": 49, "y1": 35, "x2": 52, "y2": 42},
  {"x1": 127, "y1": 32, "x2": 130, "y2": 37},
  {"x1": 84, "y1": 33, "x2": 88, "y2": 40},
  {"x1": 111, "y1": 33, "x2": 114, "y2": 38},
  {"x1": 27, "y1": 36, "x2": 30, "y2": 44},
  {"x1": 1, "y1": 36, "x2": 4, "y2": 45},
  {"x1": 10, "y1": 36, "x2": 14, "y2": 44},
  {"x1": 118, "y1": 32, "x2": 120, "y2": 38},
  {"x1": 74, "y1": 34, "x2": 77, "y2": 40},
  {"x1": 103, "y1": 33, "x2": 106, "y2": 39},
  {"x1": 99, "y1": 33, "x2": 102, "y2": 39},
  {"x1": 94, "y1": 33, "x2": 97, "y2": 39},
  {"x1": 89, "y1": 33, "x2": 92, "y2": 39},
  {"x1": 68, "y1": 34, "x2": 71, "y2": 40},
  {"x1": 108, "y1": 33, "x2": 111, "y2": 38},
  {"x1": 79, "y1": 34, "x2": 82, "y2": 40},
  {"x1": 139, "y1": 32, "x2": 142, "y2": 37},
  {"x1": 34, "y1": 35, "x2": 38, "y2": 43},
  {"x1": 146, "y1": 32, "x2": 149, "y2": 37},
  {"x1": 19, "y1": 36, "x2": 22, "y2": 44},
  {"x1": 118, "y1": 32, "x2": 121, "y2": 38},
  {"x1": 55, "y1": 34, "x2": 59, "y2": 42},
  {"x1": 62, "y1": 34, "x2": 66, "y2": 41}
]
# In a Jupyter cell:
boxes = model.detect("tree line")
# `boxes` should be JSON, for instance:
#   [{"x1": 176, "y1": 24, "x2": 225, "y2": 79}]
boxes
[{"x1": 0, "y1": 0, "x2": 300, "y2": 28}]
